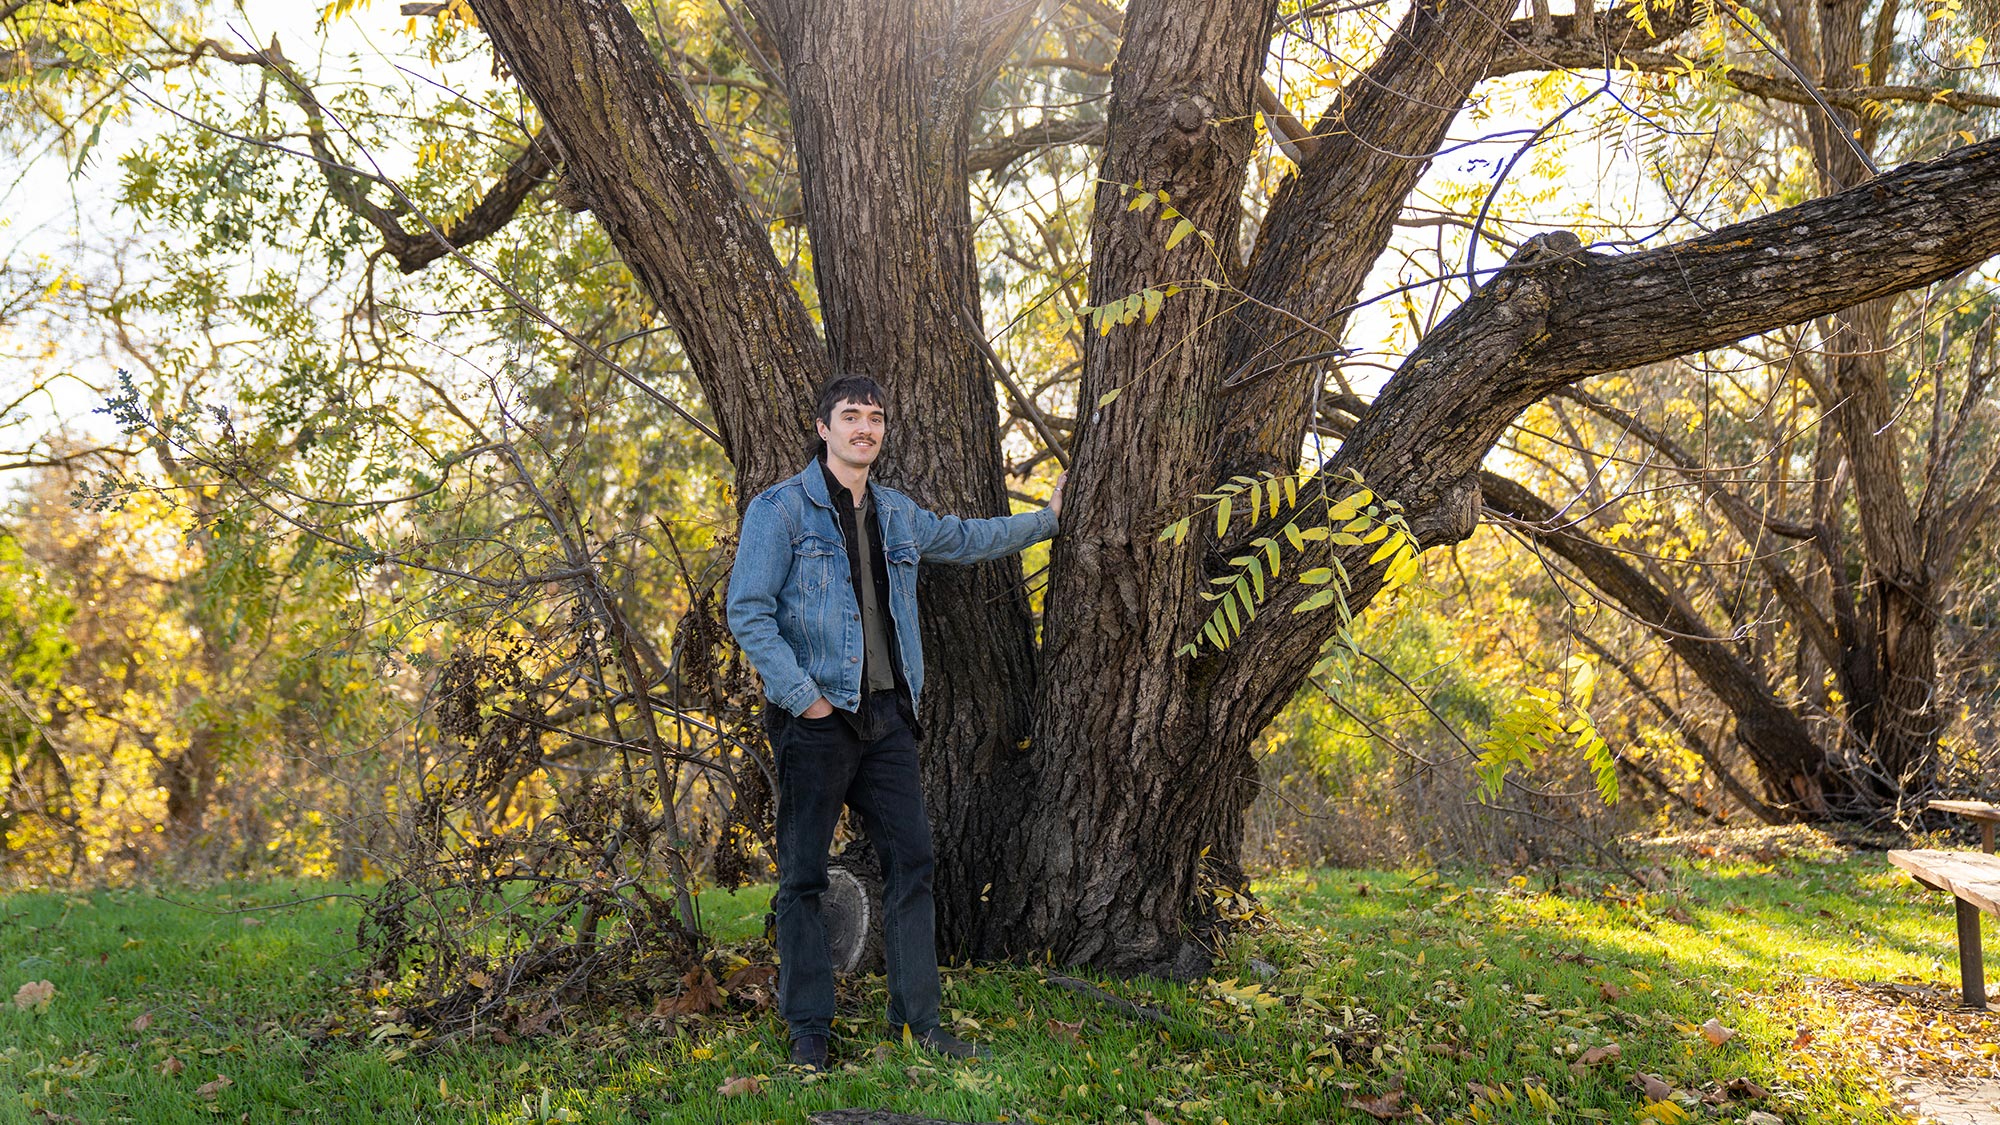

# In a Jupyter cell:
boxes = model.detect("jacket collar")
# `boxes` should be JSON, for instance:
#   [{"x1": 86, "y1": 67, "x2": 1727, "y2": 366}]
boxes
[{"x1": 802, "y1": 455, "x2": 878, "y2": 512}]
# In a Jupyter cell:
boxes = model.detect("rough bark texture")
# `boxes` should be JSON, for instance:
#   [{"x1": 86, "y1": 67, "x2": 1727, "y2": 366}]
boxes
[
  {"x1": 466, "y1": 0, "x2": 823, "y2": 496},
  {"x1": 462, "y1": 0, "x2": 2000, "y2": 971},
  {"x1": 1000, "y1": 0, "x2": 1281, "y2": 976}
]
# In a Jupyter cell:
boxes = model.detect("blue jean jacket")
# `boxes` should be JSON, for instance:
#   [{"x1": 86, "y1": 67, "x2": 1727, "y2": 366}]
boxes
[{"x1": 726, "y1": 462, "x2": 1058, "y2": 717}]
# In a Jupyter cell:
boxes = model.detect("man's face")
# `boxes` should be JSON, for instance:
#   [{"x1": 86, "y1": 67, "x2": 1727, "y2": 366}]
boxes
[{"x1": 817, "y1": 397, "x2": 886, "y2": 471}]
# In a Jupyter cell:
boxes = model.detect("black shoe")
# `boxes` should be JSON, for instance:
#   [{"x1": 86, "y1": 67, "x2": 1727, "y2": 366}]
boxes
[
  {"x1": 915, "y1": 1027, "x2": 991, "y2": 1060},
  {"x1": 789, "y1": 1033, "x2": 829, "y2": 1072}
]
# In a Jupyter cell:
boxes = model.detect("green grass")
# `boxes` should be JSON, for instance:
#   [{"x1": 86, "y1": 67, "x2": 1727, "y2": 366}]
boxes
[{"x1": 0, "y1": 845, "x2": 1981, "y2": 1124}]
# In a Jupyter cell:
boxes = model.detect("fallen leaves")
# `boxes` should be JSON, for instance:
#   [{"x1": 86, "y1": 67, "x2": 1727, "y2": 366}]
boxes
[
  {"x1": 1632, "y1": 1072, "x2": 1676, "y2": 1101},
  {"x1": 652, "y1": 966, "x2": 721, "y2": 1018},
  {"x1": 13, "y1": 980, "x2": 55, "y2": 1012},
  {"x1": 1579, "y1": 1041, "x2": 1622, "y2": 1065},
  {"x1": 158, "y1": 1056, "x2": 184, "y2": 1077},
  {"x1": 1044, "y1": 1016, "x2": 1083, "y2": 1045},
  {"x1": 1698, "y1": 1017, "x2": 1736, "y2": 1046},
  {"x1": 194, "y1": 1074, "x2": 233, "y2": 1099},
  {"x1": 1346, "y1": 1087, "x2": 1408, "y2": 1120},
  {"x1": 715, "y1": 1075, "x2": 762, "y2": 1097},
  {"x1": 129, "y1": 1010, "x2": 152, "y2": 1032}
]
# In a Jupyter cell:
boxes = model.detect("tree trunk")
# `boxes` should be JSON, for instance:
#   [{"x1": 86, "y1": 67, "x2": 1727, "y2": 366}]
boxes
[
  {"x1": 464, "y1": 0, "x2": 2000, "y2": 973},
  {"x1": 769, "y1": 0, "x2": 1049, "y2": 955},
  {"x1": 984, "y1": 0, "x2": 1281, "y2": 977}
]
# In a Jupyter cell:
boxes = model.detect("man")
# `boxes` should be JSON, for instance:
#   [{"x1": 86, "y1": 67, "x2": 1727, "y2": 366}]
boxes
[{"x1": 726, "y1": 374, "x2": 1064, "y2": 1070}]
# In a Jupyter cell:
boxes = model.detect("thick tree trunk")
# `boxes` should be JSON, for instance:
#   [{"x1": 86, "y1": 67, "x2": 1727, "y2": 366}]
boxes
[
  {"x1": 466, "y1": 0, "x2": 2000, "y2": 973},
  {"x1": 985, "y1": 0, "x2": 1280, "y2": 976},
  {"x1": 768, "y1": 0, "x2": 1048, "y2": 955}
]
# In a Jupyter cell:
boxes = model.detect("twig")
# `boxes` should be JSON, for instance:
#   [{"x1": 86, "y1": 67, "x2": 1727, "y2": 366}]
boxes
[{"x1": 1044, "y1": 974, "x2": 1237, "y2": 1045}]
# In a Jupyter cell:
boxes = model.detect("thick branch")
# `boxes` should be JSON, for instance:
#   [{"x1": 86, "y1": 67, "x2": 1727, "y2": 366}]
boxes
[
  {"x1": 968, "y1": 117, "x2": 1107, "y2": 174},
  {"x1": 1491, "y1": 44, "x2": 2000, "y2": 113},
  {"x1": 466, "y1": 0, "x2": 824, "y2": 495},
  {"x1": 1210, "y1": 137, "x2": 2000, "y2": 784},
  {"x1": 1214, "y1": 0, "x2": 1522, "y2": 480}
]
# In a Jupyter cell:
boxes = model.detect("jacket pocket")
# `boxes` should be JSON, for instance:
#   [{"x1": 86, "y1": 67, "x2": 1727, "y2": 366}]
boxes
[{"x1": 792, "y1": 534, "x2": 842, "y2": 594}]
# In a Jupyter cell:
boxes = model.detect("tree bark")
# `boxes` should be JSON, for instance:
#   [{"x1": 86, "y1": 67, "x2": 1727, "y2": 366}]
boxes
[
  {"x1": 465, "y1": 0, "x2": 825, "y2": 496},
  {"x1": 992, "y1": 0, "x2": 1280, "y2": 976},
  {"x1": 464, "y1": 0, "x2": 2000, "y2": 972}
]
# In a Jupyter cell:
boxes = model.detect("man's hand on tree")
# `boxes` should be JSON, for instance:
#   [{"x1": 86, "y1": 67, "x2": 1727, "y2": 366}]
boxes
[
  {"x1": 1049, "y1": 471, "x2": 1067, "y2": 519},
  {"x1": 802, "y1": 698, "x2": 835, "y2": 719}
]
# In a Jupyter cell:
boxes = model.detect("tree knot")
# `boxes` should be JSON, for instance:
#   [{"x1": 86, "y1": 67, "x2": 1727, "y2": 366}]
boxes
[{"x1": 1483, "y1": 230, "x2": 1588, "y2": 305}]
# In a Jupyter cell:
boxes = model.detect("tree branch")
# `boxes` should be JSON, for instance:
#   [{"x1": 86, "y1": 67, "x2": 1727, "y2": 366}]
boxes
[
  {"x1": 1569, "y1": 629, "x2": 1783, "y2": 823},
  {"x1": 465, "y1": 0, "x2": 825, "y2": 495},
  {"x1": 1214, "y1": 0, "x2": 1523, "y2": 481},
  {"x1": 1478, "y1": 470, "x2": 1826, "y2": 808},
  {"x1": 1209, "y1": 137, "x2": 2000, "y2": 790},
  {"x1": 192, "y1": 37, "x2": 556, "y2": 275},
  {"x1": 1553, "y1": 385, "x2": 1840, "y2": 665},
  {"x1": 967, "y1": 116, "x2": 1107, "y2": 175},
  {"x1": 1490, "y1": 44, "x2": 2000, "y2": 114}
]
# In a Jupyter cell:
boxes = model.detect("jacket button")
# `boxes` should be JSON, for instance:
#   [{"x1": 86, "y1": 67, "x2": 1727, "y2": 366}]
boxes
[
  {"x1": 849, "y1": 656, "x2": 859, "y2": 663},
  {"x1": 852, "y1": 613, "x2": 860, "y2": 621}
]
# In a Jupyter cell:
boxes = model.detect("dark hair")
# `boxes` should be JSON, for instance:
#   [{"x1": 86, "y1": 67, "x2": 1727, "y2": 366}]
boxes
[{"x1": 810, "y1": 373, "x2": 889, "y2": 458}]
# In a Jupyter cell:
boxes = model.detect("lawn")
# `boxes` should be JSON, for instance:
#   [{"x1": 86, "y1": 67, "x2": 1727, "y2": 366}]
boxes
[{"x1": 1, "y1": 829, "x2": 1992, "y2": 1124}]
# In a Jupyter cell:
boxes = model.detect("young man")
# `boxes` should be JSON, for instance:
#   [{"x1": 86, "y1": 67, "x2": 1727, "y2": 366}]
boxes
[{"x1": 726, "y1": 374, "x2": 1063, "y2": 1070}]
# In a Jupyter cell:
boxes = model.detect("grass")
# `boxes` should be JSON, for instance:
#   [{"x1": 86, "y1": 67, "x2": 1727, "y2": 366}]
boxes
[{"x1": 0, "y1": 835, "x2": 1990, "y2": 1124}]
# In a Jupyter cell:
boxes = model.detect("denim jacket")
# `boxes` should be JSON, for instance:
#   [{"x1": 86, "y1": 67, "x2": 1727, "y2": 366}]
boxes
[{"x1": 726, "y1": 462, "x2": 1058, "y2": 717}]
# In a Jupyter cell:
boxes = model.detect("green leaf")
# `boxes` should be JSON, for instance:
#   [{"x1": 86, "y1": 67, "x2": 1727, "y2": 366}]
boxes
[
  {"x1": 1097, "y1": 386, "x2": 1123, "y2": 407},
  {"x1": 1215, "y1": 496, "x2": 1232, "y2": 538},
  {"x1": 1299, "y1": 568, "x2": 1333, "y2": 585},
  {"x1": 1157, "y1": 517, "x2": 1190, "y2": 544},
  {"x1": 1222, "y1": 588, "x2": 1241, "y2": 635},
  {"x1": 1295, "y1": 588, "x2": 1337, "y2": 614},
  {"x1": 1126, "y1": 192, "x2": 1156, "y2": 212},
  {"x1": 1142, "y1": 287, "x2": 1165, "y2": 323},
  {"x1": 1283, "y1": 522, "x2": 1304, "y2": 551},
  {"x1": 1260, "y1": 537, "x2": 1280, "y2": 578},
  {"x1": 1247, "y1": 555, "x2": 1265, "y2": 601},
  {"x1": 1165, "y1": 218, "x2": 1196, "y2": 251}
]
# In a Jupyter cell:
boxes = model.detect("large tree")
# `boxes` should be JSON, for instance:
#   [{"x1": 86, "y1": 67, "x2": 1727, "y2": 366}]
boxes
[{"x1": 391, "y1": 0, "x2": 2000, "y2": 975}]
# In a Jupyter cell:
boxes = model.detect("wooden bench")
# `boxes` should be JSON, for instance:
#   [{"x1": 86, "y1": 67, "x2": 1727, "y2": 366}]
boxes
[
  {"x1": 1929, "y1": 799, "x2": 2000, "y2": 853},
  {"x1": 1888, "y1": 849, "x2": 2000, "y2": 1009}
]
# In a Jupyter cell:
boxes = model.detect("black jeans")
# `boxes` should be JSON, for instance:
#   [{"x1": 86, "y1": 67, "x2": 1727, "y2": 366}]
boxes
[{"x1": 772, "y1": 696, "x2": 941, "y2": 1042}]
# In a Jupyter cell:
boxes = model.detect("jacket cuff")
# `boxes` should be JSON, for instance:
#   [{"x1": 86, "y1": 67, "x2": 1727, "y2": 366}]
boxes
[
  {"x1": 1029, "y1": 505, "x2": 1059, "y2": 541},
  {"x1": 776, "y1": 680, "x2": 822, "y2": 717}
]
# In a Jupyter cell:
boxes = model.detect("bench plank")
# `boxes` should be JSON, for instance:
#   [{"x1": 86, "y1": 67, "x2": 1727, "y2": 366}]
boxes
[
  {"x1": 1929, "y1": 800, "x2": 2000, "y2": 820},
  {"x1": 1889, "y1": 848, "x2": 2000, "y2": 1009},
  {"x1": 1929, "y1": 801, "x2": 2000, "y2": 852},
  {"x1": 1889, "y1": 850, "x2": 2000, "y2": 915}
]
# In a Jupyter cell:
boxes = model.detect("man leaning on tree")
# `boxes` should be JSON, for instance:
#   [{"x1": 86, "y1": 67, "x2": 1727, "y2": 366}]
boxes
[{"x1": 725, "y1": 374, "x2": 1065, "y2": 1071}]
